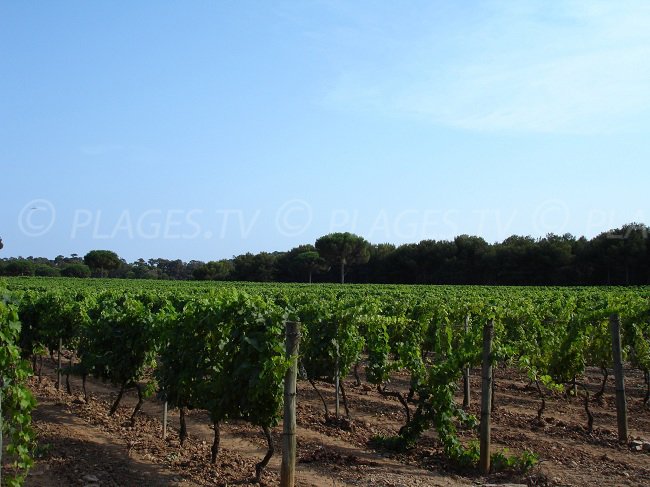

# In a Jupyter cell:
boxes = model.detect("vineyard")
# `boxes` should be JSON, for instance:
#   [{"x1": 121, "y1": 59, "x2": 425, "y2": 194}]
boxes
[{"x1": 1, "y1": 277, "x2": 650, "y2": 486}]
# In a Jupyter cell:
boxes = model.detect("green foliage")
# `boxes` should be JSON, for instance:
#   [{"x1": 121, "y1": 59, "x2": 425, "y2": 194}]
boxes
[
  {"x1": 399, "y1": 323, "x2": 483, "y2": 464},
  {"x1": 16, "y1": 291, "x2": 90, "y2": 359},
  {"x1": 83, "y1": 250, "x2": 121, "y2": 277},
  {"x1": 292, "y1": 251, "x2": 329, "y2": 283},
  {"x1": 369, "y1": 434, "x2": 410, "y2": 452},
  {"x1": 157, "y1": 290, "x2": 291, "y2": 432},
  {"x1": 1, "y1": 291, "x2": 36, "y2": 485},
  {"x1": 491, "y1": 448, "x2": 538, "y2": 473},
  {"x1": 156, "y1": 297, "x2": 212, "y2": 411},
  {"x1": 33, "y1": 264, "x2": 60, "y2": 277},
  {"x1": 299, "y1": 297, "x2": 365, "y2": 383},
  {"x1": 192, "y1": 260, "x2": 233, "y2": 281},
  {"x1": 315, "y1": 232, "x2": 371, "y2": 283},
  {"x1": 3, "y1": 277, "x2": 650, "y2": 476},
  {"x1": 365, "y1": 314, "x2": 393, "y2": 385},
  {"x1": 79, "y1": 295, "x2": 160, "y2": 390},
  {"x1": 2, "y1": 261, "x2": 35, "y2": 277},
  {"x1": 217, "y1": 292, "x2": 290, "y2": 427},
  {"x1": 60, "y1": 263, "x2": 91, "y2": 278}
]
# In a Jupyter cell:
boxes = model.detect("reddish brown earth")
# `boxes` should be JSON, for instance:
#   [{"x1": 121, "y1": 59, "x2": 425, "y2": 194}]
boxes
[{"x1": 21, "y1": 359, "x2": 650, "y2": 486}]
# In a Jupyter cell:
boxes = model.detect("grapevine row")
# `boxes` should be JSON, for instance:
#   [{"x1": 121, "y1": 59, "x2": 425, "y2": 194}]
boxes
[{"x1": 2, "y1": 278, "x2": 649, "y2": 483}]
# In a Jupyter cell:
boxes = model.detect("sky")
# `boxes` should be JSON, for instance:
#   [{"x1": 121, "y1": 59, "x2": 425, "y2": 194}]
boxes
[{"x1": 1, "y1": 0, "x2": 649, "y2": 262}]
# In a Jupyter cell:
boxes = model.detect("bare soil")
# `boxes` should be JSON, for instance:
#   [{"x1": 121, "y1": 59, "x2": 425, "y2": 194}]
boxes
[{"x1": 21, "y1": 359, "x2": 650, "y2": 486}]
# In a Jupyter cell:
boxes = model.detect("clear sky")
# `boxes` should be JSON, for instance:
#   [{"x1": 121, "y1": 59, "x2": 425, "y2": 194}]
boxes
[{"x1": 2, "y1": 1, "x2": 648, "y2": 262}]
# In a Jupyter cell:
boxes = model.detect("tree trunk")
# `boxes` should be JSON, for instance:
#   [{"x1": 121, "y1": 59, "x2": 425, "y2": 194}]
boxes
[
  {"x1": 308, "y1": 270, "x2": 312, "y2": 284},
  {"x1": 576, "y1": 382, "x2": 594, "y2": 432},
  {"x1": 353, "y1": 362, "x2": 361, "y2": 387},
  {"x1": 377, "y1": 385, "x2": 410, "y2": 425},
  {"x1": 339, "y1": 382, "x2": 350, "y2": 418},
  {"x1": 308, "y1": 378, "x2": 329, "y2": 416},
  {"x1": 66, "y1": 355, "x2": 73, "y2": 395},
  {"x1": 255, "y1": 425, "x2": 274, "y2": 483},
  {"x1": 56, "y1": 338, "x2": 62, "y2": 390},
  {"x1": 109, "y1": 382, "x2": 127, "y2": 416},
  {"x1": 130, "y1": 383, "x2": 144, "y2": 426},
  {"x1": 407, "y1": 386, "x2": 416, "y2": 403},
  {"x1": 211, "y1": 421, "x2": 220, "y2": 463}
]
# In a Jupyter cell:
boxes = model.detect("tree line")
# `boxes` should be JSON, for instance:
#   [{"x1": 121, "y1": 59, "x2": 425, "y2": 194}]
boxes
[{"x1": 0, "y1": 223, "x2": 649, "y2": 285}]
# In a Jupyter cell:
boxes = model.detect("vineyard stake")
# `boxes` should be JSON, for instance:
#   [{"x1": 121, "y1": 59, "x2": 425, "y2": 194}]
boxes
[
  {"x1": 335, "y1": 336, "x2": 340, "y2": 419},
  {"x1": 281, "y1": 321, "x2": 301, "y2": 487},
  {"x1": 463, "y1": 313, "x2": 471, "y2": 408},
  {"x1": 479, "y1": 318, "x2": 494, "y2": 474},
  {"x1": 609, "y1": 313, "x2": 628, "y2": 443},
  {"x1": 162, "y1": 401, "x2": 168, "y2": 440}
]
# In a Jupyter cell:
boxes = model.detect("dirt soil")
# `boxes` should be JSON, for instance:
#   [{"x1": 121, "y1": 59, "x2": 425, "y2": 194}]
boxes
[{"x1": 19, "y1": 359, "x2": 650, "y2": 487}]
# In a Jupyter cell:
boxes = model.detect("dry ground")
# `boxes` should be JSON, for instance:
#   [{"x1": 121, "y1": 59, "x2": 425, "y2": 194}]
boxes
[{"x1": 17, "y1": 357, "x2": 650, "y2": 486}]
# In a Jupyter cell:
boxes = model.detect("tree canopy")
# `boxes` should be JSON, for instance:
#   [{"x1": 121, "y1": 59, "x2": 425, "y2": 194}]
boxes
[
  {"x1": 315, "y1": 232, "x2": 371, "y2": 283},
  {"x1": 84, "y1": 250, "x2": 121, "y2": 277},
  {"x1": 292, "y1": 251, "x2": 329, "y2": 283},
  {"x1": 2, "y1": 223, "x2": 649, "y2": 285}
]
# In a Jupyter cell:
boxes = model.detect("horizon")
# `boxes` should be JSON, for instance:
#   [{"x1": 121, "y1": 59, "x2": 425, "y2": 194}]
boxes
[{"x1": 2, "y1": 1, "x2": 648, "y2": 262}]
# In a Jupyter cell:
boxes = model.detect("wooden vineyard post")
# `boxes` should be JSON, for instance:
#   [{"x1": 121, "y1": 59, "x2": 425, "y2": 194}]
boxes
[
  {"x1": 281, "y1": 321, "x2": 301, "y2": 487},
  {"x1": 335, "y1": 338, "x2": 340, "y2": 419},
  {"x1": 334, "y1": 323, "x2": 341, "y2": 419},
  {"x1": 162, "y1": 401, "x2": 168, "y2": 440},
  {"x1": 56, "y1": 337, "x2": 63, "y2": 390},
  {"x1": 463, "y1": 313, "x2": 471, "y2": 408},
  {"x1": 479, "y1": 319, "x2": 494, "y2": 475},
  {"x1": 609, "y1": 313, "x2": 628, "y2": 443}
]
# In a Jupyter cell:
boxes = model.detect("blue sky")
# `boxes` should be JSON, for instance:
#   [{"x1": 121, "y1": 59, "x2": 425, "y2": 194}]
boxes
[{"x1": 1, "y1": 0, "x2": 648, "y2": 262}]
